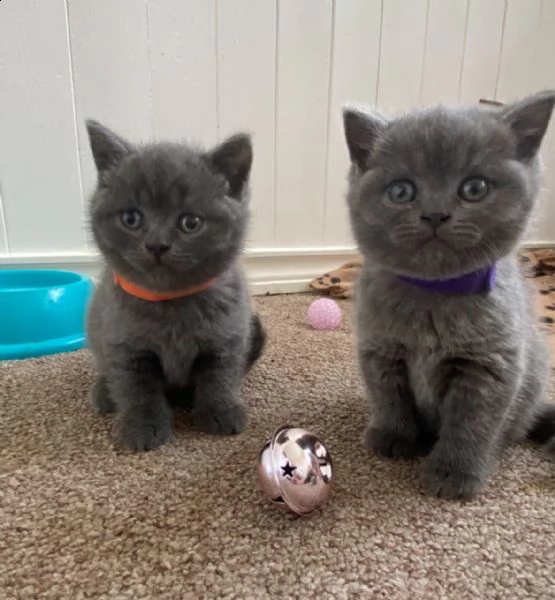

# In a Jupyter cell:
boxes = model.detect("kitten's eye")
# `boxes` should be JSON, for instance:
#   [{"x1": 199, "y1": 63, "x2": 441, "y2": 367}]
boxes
[
  {"x1": 120, "y1": 210, "x2": 142, "y2": 230},
  {"x1": 459, "y1": 177, "x2": 490, "y2": 202},
  {"x1": 179, "y1": 214, "x2": 204, "y2": 234},
  {"x1": 388, "y1": 180, "x2": 416, "y2": 204}
]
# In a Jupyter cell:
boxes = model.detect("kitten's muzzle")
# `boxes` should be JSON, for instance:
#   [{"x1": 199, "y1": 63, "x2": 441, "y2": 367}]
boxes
[{"x1": 420, "y1": 212, "x2": 452, "y2": 230}]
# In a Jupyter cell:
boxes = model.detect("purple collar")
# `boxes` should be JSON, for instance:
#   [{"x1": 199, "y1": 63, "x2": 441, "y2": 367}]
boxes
[{"x1": 398, "y1": 265, "x2": 497, "y2": 295}]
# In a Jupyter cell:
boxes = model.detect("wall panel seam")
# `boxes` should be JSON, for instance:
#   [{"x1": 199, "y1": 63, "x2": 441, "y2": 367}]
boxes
[
  {"x1": 322, "y1": 0, "x2": 336, "y2": 242},
  {"x1": 456, "y1": 0, "x2": 471, "y2": 101},
  {"x1": 63, "y1": 0, "x2": 87, "y2": 250},
  {"x1": 493, "y1": 0, "x2": 509, "y2": 100},
  {"x1": 272, "y1": 0, "x2": 280, "y2": 244}
]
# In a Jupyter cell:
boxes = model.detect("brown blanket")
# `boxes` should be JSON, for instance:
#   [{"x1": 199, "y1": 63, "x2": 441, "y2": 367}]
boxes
[{"x1": 309, "y1": 258, "x2": 363, "y2": 299}]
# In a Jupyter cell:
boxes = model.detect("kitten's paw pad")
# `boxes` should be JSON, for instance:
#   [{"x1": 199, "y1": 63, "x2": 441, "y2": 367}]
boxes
[
  {"x1": 91, "y1": 377, "x2": 116, "y2": 414},
  {"x1": 365, "y1": 427, "x2": 427, "y2": 459},
  {"x1": 194, "y1": 403, "x2": 248, "y2": 435},
  {"x1": 420, "y1": 462, "x2": 485, "y2": 500},
  {"x1": 117, "y1": 411, "x2": 173, "y2": 452}
]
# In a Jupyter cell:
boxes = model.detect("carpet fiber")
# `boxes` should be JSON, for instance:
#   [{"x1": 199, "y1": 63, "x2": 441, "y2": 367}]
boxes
[{"x1": 1, "y1": 294, "x2": 554, "y2": 599}]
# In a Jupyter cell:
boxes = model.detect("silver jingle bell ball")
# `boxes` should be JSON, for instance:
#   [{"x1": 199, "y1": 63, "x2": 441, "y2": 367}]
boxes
[{"x1": 258, "y1": 426, "x2": 333, "y2": 516}]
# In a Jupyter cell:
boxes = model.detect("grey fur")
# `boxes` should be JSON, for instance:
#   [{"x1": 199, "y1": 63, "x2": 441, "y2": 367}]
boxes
[
  {"x1": 86, "y1": 120, "x2": 265, "y2": 452},
  {"x1": 343, "y1": 91, "x2": 555, "y2": 499}
]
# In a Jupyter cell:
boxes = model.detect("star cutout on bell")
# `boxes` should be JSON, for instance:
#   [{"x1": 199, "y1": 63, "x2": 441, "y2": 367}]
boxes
[{"x1": 280, "y1": 461, "x2": 296, "y2": 478}]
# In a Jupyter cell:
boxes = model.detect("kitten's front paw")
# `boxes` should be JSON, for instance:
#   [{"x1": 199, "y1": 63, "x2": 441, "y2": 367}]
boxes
[
  {"x1": 420, "y1": 457, "x2": 486, "y2": 500},
  {"x1": 117, "y1": 407, "x2": 173, "y2": 452},
  {"x1": 365, "y1": 427, "x2": 430, "y2": 459},
  {"x1": 91, "y1": 376, "x2": 116, "y2": 414},
  {"x1": 194, "y1": 403, "x2": 248, "y2": 435}
]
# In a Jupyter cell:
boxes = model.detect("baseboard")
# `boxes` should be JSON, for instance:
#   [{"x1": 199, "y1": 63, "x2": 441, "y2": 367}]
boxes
[
  {"x1": 522, "y1": 241, "x2": 555, "y2": 249},
  {"x1": 1, "y1": 242, "x2": 553, "y2": 295},
  {"x1": 0, "y1": 247, "x2": 359, "y2": 295}
]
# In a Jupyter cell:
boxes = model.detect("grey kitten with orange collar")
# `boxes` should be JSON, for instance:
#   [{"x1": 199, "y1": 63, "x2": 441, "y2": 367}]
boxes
[
  {"x1": 343, "y1": 91, "x2": 555, "y2": 499},
  {"x1": 86, "y1": 121, "x2": 265, "y2": 451}
]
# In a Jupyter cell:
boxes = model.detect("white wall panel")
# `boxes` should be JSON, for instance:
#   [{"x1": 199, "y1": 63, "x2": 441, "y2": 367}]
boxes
[
  {"x1": 537, "y1": 134, "x2": 555, "y2": 244},
  {"x1": 324, "y1": 0, "x2": 382, "y2": 246},
  {"x1": 217, "y1": 0, "x2": 277, "y2": 246},
  {"x1": 420, "y1": 0, "x2": 469, "y2": 104},
  {"x1": 0, "y1": 0, "x2": 85, "y2": 254},
  {"x1": 148, "y1": 0, "x2": 218, "y2": 145},
  {"x1": 274, "y1": 0, "x2": 333, "y2": 246},
  {"x1": 496, "y1": 0, "x2": 548, "y2": 242},
  {"x1": 529, "y1": 0, "x2": 555, "y2": 243},
  {"x1": 534, "y1": 0, "x2": 555, "y2": 92},
  {"x1": 67, "y1": 0, "x2": 152, "y2": 206},
  {"x1": 377, "y1": 0, "x2": 428, "y2": 111},
  {"x1": 459, "y1": 0, "x2": 506, "y2": 104},
  {"x1": 496, "y1": 0, "x2": 543, "y2": 102},
  {"x1": 1, "y1": 0, "x2": 555, "y2": 264}
]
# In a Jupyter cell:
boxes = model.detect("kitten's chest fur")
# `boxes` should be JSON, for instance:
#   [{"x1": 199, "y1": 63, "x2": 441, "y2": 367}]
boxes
[
  {"x1": 357, "y1": 258, "x2": 526, "y2": 418},
  {"x1": 88, "y1": 268, "x2": 249, "y2": 385}
]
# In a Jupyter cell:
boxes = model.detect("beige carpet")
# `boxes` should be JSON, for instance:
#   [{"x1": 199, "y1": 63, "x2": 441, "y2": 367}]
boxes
[{"x1": 1, "y1": 295, "x2": 555, "y2": 600}]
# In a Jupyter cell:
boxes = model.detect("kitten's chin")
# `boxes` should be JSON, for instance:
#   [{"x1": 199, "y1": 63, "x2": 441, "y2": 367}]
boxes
[
  {"x1": 103, "y1": 259, "x2": 196, "y2": 293},
  {"x1": 370, "y1": 243, "x2": 497, "y2": 281}
]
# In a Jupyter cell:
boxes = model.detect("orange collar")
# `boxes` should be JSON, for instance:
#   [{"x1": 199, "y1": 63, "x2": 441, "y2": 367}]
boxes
[{"x1": 114, "y1": 272, "x2": 215, "y2": 302}]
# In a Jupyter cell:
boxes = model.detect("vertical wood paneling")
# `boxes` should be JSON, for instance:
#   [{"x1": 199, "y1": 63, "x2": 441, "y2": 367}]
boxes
[
  {"x1": 534, "y1": 0, "x2": 555, "y2": 91},
  {"x1": 420, "y1": 0, "x2": 468, "y2": 104},
  {"x1": 274, "y1": 0, "x2": 333, "y2": 246},
  {"x1": 148, "y1": 0, "x2": 218, "y2": 145},
  {"x1": 324, "y1": 0, "x2": 382, "y2": 246},
  {"x1": 496, "y1": 0, "x2": 543, "y2": 102},
  {"x1": 495, "y1": 0, "x2": 547, "y2": 242},
  {"x1": 377, "y1": 0, "x2": 428, "y2": 111},
  {"x1": 459, "y1": 0, "x2": 506, "y2": 104},
  {"x1": 67, "y1": 0, "x2": 152, "y2": 206},
  {"x1": 0, "y1": 0, "x2": 85, "y2": 254},
  {"x1": 535, "y1": 0, "x2": 555, "y2": 144},
  {"x1": 528, "y1": 0, "x2": 555, "y2": 242},
  {"x1": 536, "y1": 134, "x2": 555, "y2": 243},
  {"x1": 2, "y1": 0, "x2": 555, "y2": 256},
  {"x1": 217, "y1": 0, "x2": 276, "y2": 246}
]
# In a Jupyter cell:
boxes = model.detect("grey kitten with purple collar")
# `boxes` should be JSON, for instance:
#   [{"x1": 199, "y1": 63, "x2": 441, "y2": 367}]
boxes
[
  {"x1": 86, "y1": 121, "x2": 265, "y2": 452},
  {"x1": 343, "y1": 91, "x2": 555, "y2": 499}
]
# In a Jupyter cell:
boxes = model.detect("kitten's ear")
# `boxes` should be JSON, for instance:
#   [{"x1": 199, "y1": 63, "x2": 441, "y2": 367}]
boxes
[
  {"x1": 86, "y1": 119, "x2": 133, "y2": 174},
  {"x1": 343, "y1": 105, "x2": 387, "y2": 171},
  {"x1": 207, "y1": 133, "x2": 253, "y2": 198},
  {"x1": 499, "y1": 90, "x2": 555, "y2": 161}
]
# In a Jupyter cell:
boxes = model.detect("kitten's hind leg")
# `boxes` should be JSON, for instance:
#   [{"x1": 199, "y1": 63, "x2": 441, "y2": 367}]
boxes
[
  {"x1": 91, "y1": 375, "x2": 116, "y2": 414},
  {"x1": 527, "y1": 404, "x2": 555, "y2": 455},
  {"x1": 246, "y1": 313, "x2": 266, "y2": 370},
  {"x1": 521, "y1": 336, "x2": 553, "y2": 454}
]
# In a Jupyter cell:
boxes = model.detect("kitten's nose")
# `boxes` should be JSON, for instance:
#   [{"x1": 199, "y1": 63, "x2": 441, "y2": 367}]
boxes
[
  {"x1": 420, "y1": 212, "x2": 452, "y2": 229},
  {"x1": 145, "y1": 242, "x2": 170, "y2": 256}
]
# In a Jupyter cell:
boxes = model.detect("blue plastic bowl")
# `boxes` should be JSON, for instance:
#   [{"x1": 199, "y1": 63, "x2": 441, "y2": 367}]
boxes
[{"x1": 0, "y1": 269, "x2": 94, "y2": 361}]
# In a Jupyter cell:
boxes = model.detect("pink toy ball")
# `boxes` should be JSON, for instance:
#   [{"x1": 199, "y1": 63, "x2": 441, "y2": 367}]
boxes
[{"x1": 307, "y1": 298, "x2": 342, "y2": 331}]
